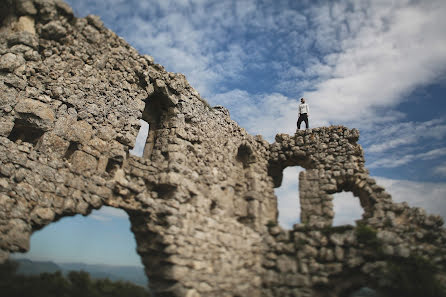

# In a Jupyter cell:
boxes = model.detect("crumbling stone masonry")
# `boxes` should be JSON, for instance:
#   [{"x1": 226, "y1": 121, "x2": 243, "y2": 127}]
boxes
[{"x1": 1, "y1": 1, "x2": 445, "y2": 296}]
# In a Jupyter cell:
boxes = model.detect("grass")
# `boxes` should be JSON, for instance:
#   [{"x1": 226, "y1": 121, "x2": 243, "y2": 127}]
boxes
[
  {"x1": 355, "y1": 223, "x2": 381, "y2": 249},
  {"x1": 381, "y1": 255, "x2": 446, "y2": 297}
]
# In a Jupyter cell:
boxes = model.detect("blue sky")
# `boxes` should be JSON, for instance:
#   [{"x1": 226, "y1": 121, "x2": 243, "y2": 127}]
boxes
[
  {"x1": 13, "y1": 207, "x2": 143, "y2": 266},
  {"x1": 16, "y1": 0, "x2": 446, "y2": 266}
]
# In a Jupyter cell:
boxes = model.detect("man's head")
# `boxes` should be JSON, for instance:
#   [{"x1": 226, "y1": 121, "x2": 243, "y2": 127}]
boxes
[{"x1": 301, "y1": 98, "x2": 305, "y2": 103}]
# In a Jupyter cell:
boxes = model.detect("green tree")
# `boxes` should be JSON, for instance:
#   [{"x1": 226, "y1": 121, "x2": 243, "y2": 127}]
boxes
[{"x1": 0, "y1": 260, "x2": 152, "y2": 297}]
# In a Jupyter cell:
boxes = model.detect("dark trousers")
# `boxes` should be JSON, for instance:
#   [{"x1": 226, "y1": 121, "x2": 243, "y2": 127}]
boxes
[{"x1": 297, "y1": 113, "x2": 309, "y2": 129}]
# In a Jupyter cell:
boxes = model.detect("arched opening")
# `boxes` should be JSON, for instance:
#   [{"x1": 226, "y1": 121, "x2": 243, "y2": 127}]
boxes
[
  {"x1": 274, "y1": 166, "x2": 305, "y2": 229},
  {"x1": 332, "y1": 191, "x2": 364, "y2": 226},
  {"x1": 316, "y1": 272, "x2": 383, "y2": 297},
  {"x1": 130, "y1": 120, "x2": 150, "y2": 157},
  {"x1": 8, "y1": 206, "x2": 150, "y2": 294},
  {"x1": 140, "y1": 90, "x2": 166, "y2": 160}
]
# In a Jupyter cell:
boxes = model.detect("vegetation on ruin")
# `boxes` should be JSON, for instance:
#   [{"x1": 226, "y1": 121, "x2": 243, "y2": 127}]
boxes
[
  {"x1": 355, "y1": 223, "x2": 381, "y2": 249},
  {"x1": 0, "y1": 260, "x2": 152, "y2": 297},
  {"x1": 381, "y1": 255, "x2": 446, "y2": 297}
]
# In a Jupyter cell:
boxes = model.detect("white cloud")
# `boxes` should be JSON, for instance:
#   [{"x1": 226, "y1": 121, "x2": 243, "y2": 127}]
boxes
[
  {"x1": 209, "y1": 90, "x2": 299, "y2": 141},
  {"x1": 375, "y1": 176, "x2": 446, "y2": 220},
  {"x1": 332, "y1": 191, "x2": 363, "y2": 226},
  {"x1": 67, "y1": 0, "x2": 446, "y2": 133},
  {"x1": 90, "y1": 206, "x2": 129, "y2": 222},
  {"x1": 368, "y1": 147, "x2": 446, "y2": 168},
  {"x1": 365, "y1": 118, "x2": 446, "y2": 153},
  {"x1": 299, "y1": 0, "x2": 446, "y2": 127},
  {"x1": 66, "y1": 0, "x2": 446, "y2": 180},
  {"x1": 434, "y1": 162, "x2": 446, "y2": 177}
]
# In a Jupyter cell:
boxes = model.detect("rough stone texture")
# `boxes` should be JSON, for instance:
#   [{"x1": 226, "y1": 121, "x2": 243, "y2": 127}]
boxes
[{"x1": 1, "y1": 1, "x2": 445, "y2": 296}]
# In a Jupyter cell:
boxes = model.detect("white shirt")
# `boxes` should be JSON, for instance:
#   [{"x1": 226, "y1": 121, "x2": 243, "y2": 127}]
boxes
[{"x1": 299, "y1": 103, "x2": 309, "y2": 115}]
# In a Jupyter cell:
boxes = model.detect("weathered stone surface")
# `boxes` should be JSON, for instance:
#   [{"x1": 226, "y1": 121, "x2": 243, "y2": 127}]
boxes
[
  {"x1": 70, "y1": 151, "x2": 97, "y2": 173},
  {"x1": 36, "y1": 133, "x2": 69, "y2": 155},
  {"x1": 15, "y1": 0, "x2": 37, "y2": 15},
  {"x1": 41, "y1": 20, "x2": 67, "y2": 40},
  {"x1": 15, "y1": 15, "x2": 36, "y2": 34},
  {"x1": 0, "y1": 53, "x2": 25, "y2": 72},
  {"x1": 14, "y1": 98, "x2": 55, "y2": 130},
  {"x1": 0, "y1": 117, "x2": 15, "y2": 137},
  {"x1": 8, "y1": 31, "x2": 38, "y2": 48},
  {"x1": 1, "y1": 1, "x2": 445, "y2": 297}
]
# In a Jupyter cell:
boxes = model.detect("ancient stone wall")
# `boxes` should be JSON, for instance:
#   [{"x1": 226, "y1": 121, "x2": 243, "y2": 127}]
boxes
[
  {"x1": 264, "y1": 129, "x2": 446, "y2": 297},
  {"x1": 1, "y1": 1, "x2": 445, "y2": 296}
]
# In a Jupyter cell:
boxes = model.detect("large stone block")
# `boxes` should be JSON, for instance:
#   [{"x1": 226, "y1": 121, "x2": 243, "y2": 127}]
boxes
[
  {"x1": 0, "y1": 53, "x2": 25, "y2": 72},
  {"x1": 14, "y1": 98, "x2": 55, "y2": 130},
  {"x1": 41, "y1": 21, "x2": 67, "y2": 40},
  {"x1": 70, "y1": 150, "x2": 98, "y2": 174}
]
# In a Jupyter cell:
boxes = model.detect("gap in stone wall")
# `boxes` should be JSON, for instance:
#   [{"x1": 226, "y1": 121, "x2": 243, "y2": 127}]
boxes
[
  {"x1": 332, "y1": 191, "x2": 364, "y2": 226},
  {"x1": 138, "y1": 91, "x2": 167, "y2": 160},
  {"x1": 236, "y1": 143, "x2": 254, "y2": 168},
  {"x1": 129, "y1": 119, "x2": 150, "y2": 157},
  {"x1": 275, "y1": 166, "x2": 305, "y2": 229},
  {"x1": 105, "y1": 156, "x2": 123, "y2": 174},
  {"x1": 7, "y1": 121, "x2": 45, "y2": 146},
  {"x1": 63, "y1": 141, "x2": 79, "y2": 160},
  {"x1": 9, "y1": 206, "x2": 149, "y2": 290}
]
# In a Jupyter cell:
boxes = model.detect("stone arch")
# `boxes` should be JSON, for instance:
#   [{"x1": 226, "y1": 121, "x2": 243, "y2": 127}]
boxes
[
  {"x1": 8, "y1": 198, "x2": 178, "y2": 296},
  {"x1": 274, "y1": 165, "x2": 305, "y2": 229},
  {"x1": 141, "y1": 90, "x2": 164, "y2": 160},
  {"x1": 236, "y1": 142, "x2": 256, "y2": 168},
  {"x1": 331, "y1": 191, "x2": 363, "y2": 226},
  {"x1": 12, "y1": 206, "x2": 145, "y2": 267},
  {"x1": 314, "y1": 270, "x2": 381, "y2": 297},
  {"x1": 267, "y1": 138, "x2": 314, "y2": 189},
  {"x1": 268, "y1": 130, "x2": 391, "y2": 227},
  {"x1": 298, "y1": 171, "x2": 388, "y2": 227}
]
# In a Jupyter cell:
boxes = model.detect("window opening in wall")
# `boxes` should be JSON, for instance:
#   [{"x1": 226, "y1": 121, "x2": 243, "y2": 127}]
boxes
[
  {"x1": 129, "y1": 120, "x2": 150, "y2": 157},
  {"x1": 274, "y1": 166, "x2": 305, "y2": 229},
  {"x1": 8, "y1": 121, "x2": 45, "y2": 146},
  {"x1": 105, "y1": 156, "x2": 124, "y2": 174},
  {"x1": 332, "y1": 191, "x2": 364, "y2": 226},
  {"x1": 8, "y1": 206, "x2": 150, "y2": 296},
  {"x1": 64, "y1": 141, "x2": 79, "y2": 160},
  {"x1": 236, "y1": 143, "x2": 255, "y2": 168}
]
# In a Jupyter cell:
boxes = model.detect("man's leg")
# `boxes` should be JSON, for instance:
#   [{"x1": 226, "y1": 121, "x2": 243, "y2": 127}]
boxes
[
  {"x1": 304, "y1": 114, "x2": 309, "y2": 129},
  {"x1": 297, "y1": 116, "x2": 303, "y2": 129}
]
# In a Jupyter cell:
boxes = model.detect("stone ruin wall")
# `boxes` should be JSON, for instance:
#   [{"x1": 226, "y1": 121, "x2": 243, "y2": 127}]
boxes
[{"x1": 0, "y1": 1, "x2": 445, "y2": 297}]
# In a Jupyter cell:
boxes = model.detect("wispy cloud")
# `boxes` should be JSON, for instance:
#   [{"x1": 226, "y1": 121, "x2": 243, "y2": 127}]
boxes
[
  {"x1": 66, "y1": 0, "x2": 446, "y2": 178},
  {"x1": 368, "y1": 147, "x2": 446, "y2": 168},
  {"x1": 90, "y1": 206, "x2": 129, "y2": 222},
  {"x1": 300, "y1": 0, "x2": 446, "y2": 127},
  {"x1": 434, "y1": 162, "x2": 446, "y2": 177},
  {"x1": 67, "y1": 0, "x2": 446, "y2": 129},
  {"x1": 375, "y1": 176, "x2": 446, "y2": 219},
  {"x1": 365, "y1": 119, "x2": 446, "y2": 153},
  {"x1": 209, "y1": 90, "x2": 299, "y2": 141}
]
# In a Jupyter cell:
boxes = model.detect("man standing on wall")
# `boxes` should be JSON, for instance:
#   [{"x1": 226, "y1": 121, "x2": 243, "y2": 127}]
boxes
[{"x1": 297, "y1": 97, "x2": 309, "y2": 129}]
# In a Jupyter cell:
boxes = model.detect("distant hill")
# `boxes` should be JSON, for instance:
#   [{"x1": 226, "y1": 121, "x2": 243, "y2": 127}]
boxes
[
  {"x1": 15, "y1": 259, "x2": 148, "y2": 288},
  {"x1": 58, "y1": 262, "x2": 148, "y2": 288},
  {"x1": 15, "y1": 258, "x2": 61, "y2": 275}
]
